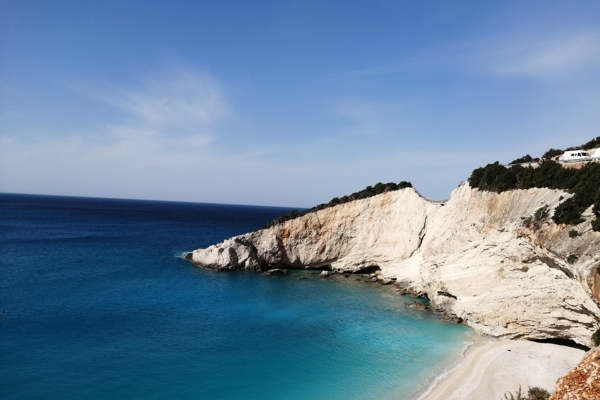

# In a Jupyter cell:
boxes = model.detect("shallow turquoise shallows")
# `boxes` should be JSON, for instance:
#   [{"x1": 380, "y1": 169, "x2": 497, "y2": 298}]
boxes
[{"x1": 0, "y1": 193, "x2": 473, "y2": 399}]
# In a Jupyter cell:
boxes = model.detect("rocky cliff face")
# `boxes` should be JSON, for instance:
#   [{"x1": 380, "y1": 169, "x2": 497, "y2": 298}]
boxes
[
  {"x1": 550, "y1": 348, "x2": 600, "y2": 399},
  {"x1": 190, "y1": 184, "x2": 600, "y2": 346}
]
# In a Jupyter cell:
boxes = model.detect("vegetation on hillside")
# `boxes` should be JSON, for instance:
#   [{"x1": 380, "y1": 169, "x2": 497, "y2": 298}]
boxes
[
  {"x1": 542, "y1": 148, "x2": 564, "y2": 160},
  {"x1": 263, "y1": 137, "x2": 600, "y2": 232},
  {"x1": 468, "y1": 161, "x2": 600, "y2": 228},
  {"x1": 508, "y1": 137, "x2": 600, "y2": 161},
  {"x1": 592, "y1": 328, "x2": 600, "y2": 347},
  {"x1": 536, "y1": 136, "x2": 600, "y2": 161},
  {"x1": 509, "y1": 154, "x2": 539, "y2": 165},
  {"x1": 469, "y1": 136, "x2": 600, "y2": 230},
  {"x1": 262, "y1": 181, "x2": 413, "y2": 229},
  {"x1": 502, "y1": 386, "x2": 550, "y2": 400}
]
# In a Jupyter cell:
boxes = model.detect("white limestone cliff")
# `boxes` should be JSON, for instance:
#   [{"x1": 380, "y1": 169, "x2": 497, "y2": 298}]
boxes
[{"x1": 190, "y1": 184, "x2": 600, "y2": 346}]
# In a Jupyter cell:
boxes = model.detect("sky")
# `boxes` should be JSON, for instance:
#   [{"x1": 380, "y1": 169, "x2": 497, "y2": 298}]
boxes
[{"x1": 1, "y1": 1, "x2": 600, "y2": 207}]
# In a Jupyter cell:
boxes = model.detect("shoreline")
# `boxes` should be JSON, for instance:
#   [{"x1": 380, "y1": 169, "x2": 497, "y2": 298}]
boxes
[
  {"x1": 412, "y1": 333, "x2": 491, "y2": 400},
  {"x1": 419, "y1": 338, "x2": 585, "y2": 400}
]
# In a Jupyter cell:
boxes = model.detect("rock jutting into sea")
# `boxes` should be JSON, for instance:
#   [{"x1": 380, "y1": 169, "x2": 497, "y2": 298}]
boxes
[{"x1": 189, "y1": 183, "x2": 600, "y2": 347}]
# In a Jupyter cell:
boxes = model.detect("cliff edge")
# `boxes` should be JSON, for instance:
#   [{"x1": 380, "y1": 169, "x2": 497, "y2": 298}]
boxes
[{"x1": 190, "y1": 184, "x2": 600, "y2": 346}]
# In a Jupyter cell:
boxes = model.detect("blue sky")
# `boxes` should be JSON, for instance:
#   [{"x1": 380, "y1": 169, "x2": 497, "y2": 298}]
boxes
[{"x1": 1, "y1": 1, "x2": 600, "y2": 207}]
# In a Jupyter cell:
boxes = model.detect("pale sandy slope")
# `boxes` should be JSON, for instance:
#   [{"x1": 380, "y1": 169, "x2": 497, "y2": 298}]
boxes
[{"x1": 421, "y1": 340, "x2": 584, "y2": 400}]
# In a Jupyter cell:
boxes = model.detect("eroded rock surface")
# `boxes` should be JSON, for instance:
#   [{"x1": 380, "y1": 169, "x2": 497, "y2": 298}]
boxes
[
  {"x1": 191, "y1": 184, "x2": 600, "y2": 346},
  {"x1": 550, "y1": 349, "x2": 600, "y2": 399}
]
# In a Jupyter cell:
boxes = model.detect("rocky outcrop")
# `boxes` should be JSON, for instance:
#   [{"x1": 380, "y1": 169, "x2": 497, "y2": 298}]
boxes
[
  {"x1": 550, "y1": 349, "x2": 600, "y2": 399},
  {"x1": 190, "y1": 184, "x2": 600, "y2": 346}
]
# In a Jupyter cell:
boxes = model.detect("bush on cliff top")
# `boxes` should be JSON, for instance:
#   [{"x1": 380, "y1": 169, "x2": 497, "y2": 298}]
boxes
[
  {"x1": 542, "y1": 148, "x2": 563, "y2": 160},
  {"x1": 575, "y1": 136, "x2": 600, "y2": 151},
  {"x1": 509, "y1": 154, "x2": 539, "y2": 165},
  {"x1": 262, "y1": 181, "x2": 413, "y2": 230},
  {"x1": 468, "y1": 160, "x2": 600, "y2": 228},
  {"x1": 469, "y1": 136, "x2": 600, "y2": 230},
  {"x1": 542, "y1": 137, "x2": 600, "y2": 157}
]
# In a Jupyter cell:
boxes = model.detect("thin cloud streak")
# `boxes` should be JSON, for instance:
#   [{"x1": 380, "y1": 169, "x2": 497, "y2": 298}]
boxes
[
  {"x1": 0, "y1": 66, "x2": 233, "y2": 199},
  {"x1": 466, "y1": 31, "x2": 600, "y2": 79},
  {"x1": 81, "y1": 67, "x2": 230, "y2": 133},
  {"x1": 331, "y1": 30, "x2": 600, "y2": 82}
]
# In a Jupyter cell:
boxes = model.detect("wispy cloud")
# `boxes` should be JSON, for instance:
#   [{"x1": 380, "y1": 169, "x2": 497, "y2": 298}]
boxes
[
  {"x1": 0, "y1": 67, "x2": 232, "y2": 198},
  {"x1": 465, "y1": 31, "x2": 600, "y2": 79},
  {"x1": 99, "y1": 67, "x2": 230, "y2": 131},
  {"x1": 331, "y1": 31, "x2": 600, "y2": 82},
  {"x1": 68, "y1": 66, "x2": 230, "y2": 164}
]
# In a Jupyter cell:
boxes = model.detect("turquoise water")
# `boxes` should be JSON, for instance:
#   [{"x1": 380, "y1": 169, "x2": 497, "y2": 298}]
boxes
[{"x1": 0, "y1": 193, "x2": 473, "y2": 399}]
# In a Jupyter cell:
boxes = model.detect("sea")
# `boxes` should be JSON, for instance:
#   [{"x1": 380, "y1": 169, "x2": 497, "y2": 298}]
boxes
[{"x1": 0, "y1": 193, "x2": 475, "y2": 399}]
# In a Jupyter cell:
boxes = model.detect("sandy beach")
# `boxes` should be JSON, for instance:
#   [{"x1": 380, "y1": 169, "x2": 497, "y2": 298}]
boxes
[{"x1": 421, "y1": 339, "x2": 585, "y2": 400}]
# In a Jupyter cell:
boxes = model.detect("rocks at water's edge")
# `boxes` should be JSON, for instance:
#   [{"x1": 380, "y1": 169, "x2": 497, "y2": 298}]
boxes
[
  {"x1": 264, "y1": 268, "x2": 288, "y2": 276},
  {"x1": 189, "y1": 184, "x2": 600, "y2": 347}
]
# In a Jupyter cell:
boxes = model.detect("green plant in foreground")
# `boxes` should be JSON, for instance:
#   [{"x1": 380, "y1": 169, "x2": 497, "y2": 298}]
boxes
[
  {"x1": 503, "y1": 385, "x2": 525, "y2": 400},
  {"x1": 527, "y1": 387, "x2": 551, "y2": 400},
  {"x1": 502, "y1": 386, "x2": 550, "y2": 400},
  {"x1": 592, "y1": 328, "x2": 600, "y2": 347}
]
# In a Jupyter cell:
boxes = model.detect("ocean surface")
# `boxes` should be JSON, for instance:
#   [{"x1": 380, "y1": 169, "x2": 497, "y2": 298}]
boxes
[{"x1": 0, "y1": 193, "x2": 474, "y2": 399}]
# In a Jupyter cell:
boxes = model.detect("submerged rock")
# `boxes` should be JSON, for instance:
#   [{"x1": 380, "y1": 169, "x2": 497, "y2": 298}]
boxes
[
  {"x1": 264, "y1": 268, "x2": 288, "y2": 276},
  {"x1": 403, "y1": 301, "x2": 429, "y2": 311}
]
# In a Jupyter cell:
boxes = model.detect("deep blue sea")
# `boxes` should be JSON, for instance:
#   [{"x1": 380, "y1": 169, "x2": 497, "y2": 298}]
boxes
[{"x1": 0, "y1": 193, "x2": 474, "y2": 399}]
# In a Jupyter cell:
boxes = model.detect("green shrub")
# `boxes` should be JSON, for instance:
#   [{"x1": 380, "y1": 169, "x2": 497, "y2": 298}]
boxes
[
  {"x1": 468, "y1": 166, "x2": 485, "y2": 188},
  {"x1": 503, "y1": 386, "x2": 525, "y2": 400},
  {"x1": 502, "y1": 386, "x2": 550, "y2": 400},
  {"x1": 510, "y1": 154, "x2": 536, "y2": 164},
  {"x1": 534, "y1": 205, "x2": 549, "y2": 222},
  {"x1": 592, "y1": 328, "x2": 600, "y2": 347},
  {"x1": 553, "y1": 198, "x2": 585, "y2": 225},
  {"x1": 526, "y1": 387, "x2": 551, "y2": 400},
  {"x1": 578, "y1": 136, "x2": 600, "y2": 150},
  {"x1": 593, "y1": 217, "x2": 600, "y2": 232},
  {"x1": 526, "y1": 205, "x2": 549, "y2": 229},
  {"x1": 542, "y1": 148, "x2": 563, "y2": 160},
  {"x1": 567, "y1": 254, "x2": 579, "y2": 264},
  {"x1": 568, "y1": 229, "x2": 580, "y2": 238},
  {"x1": 468, "y1": 162, "x2": 518, "y2": 192}
]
